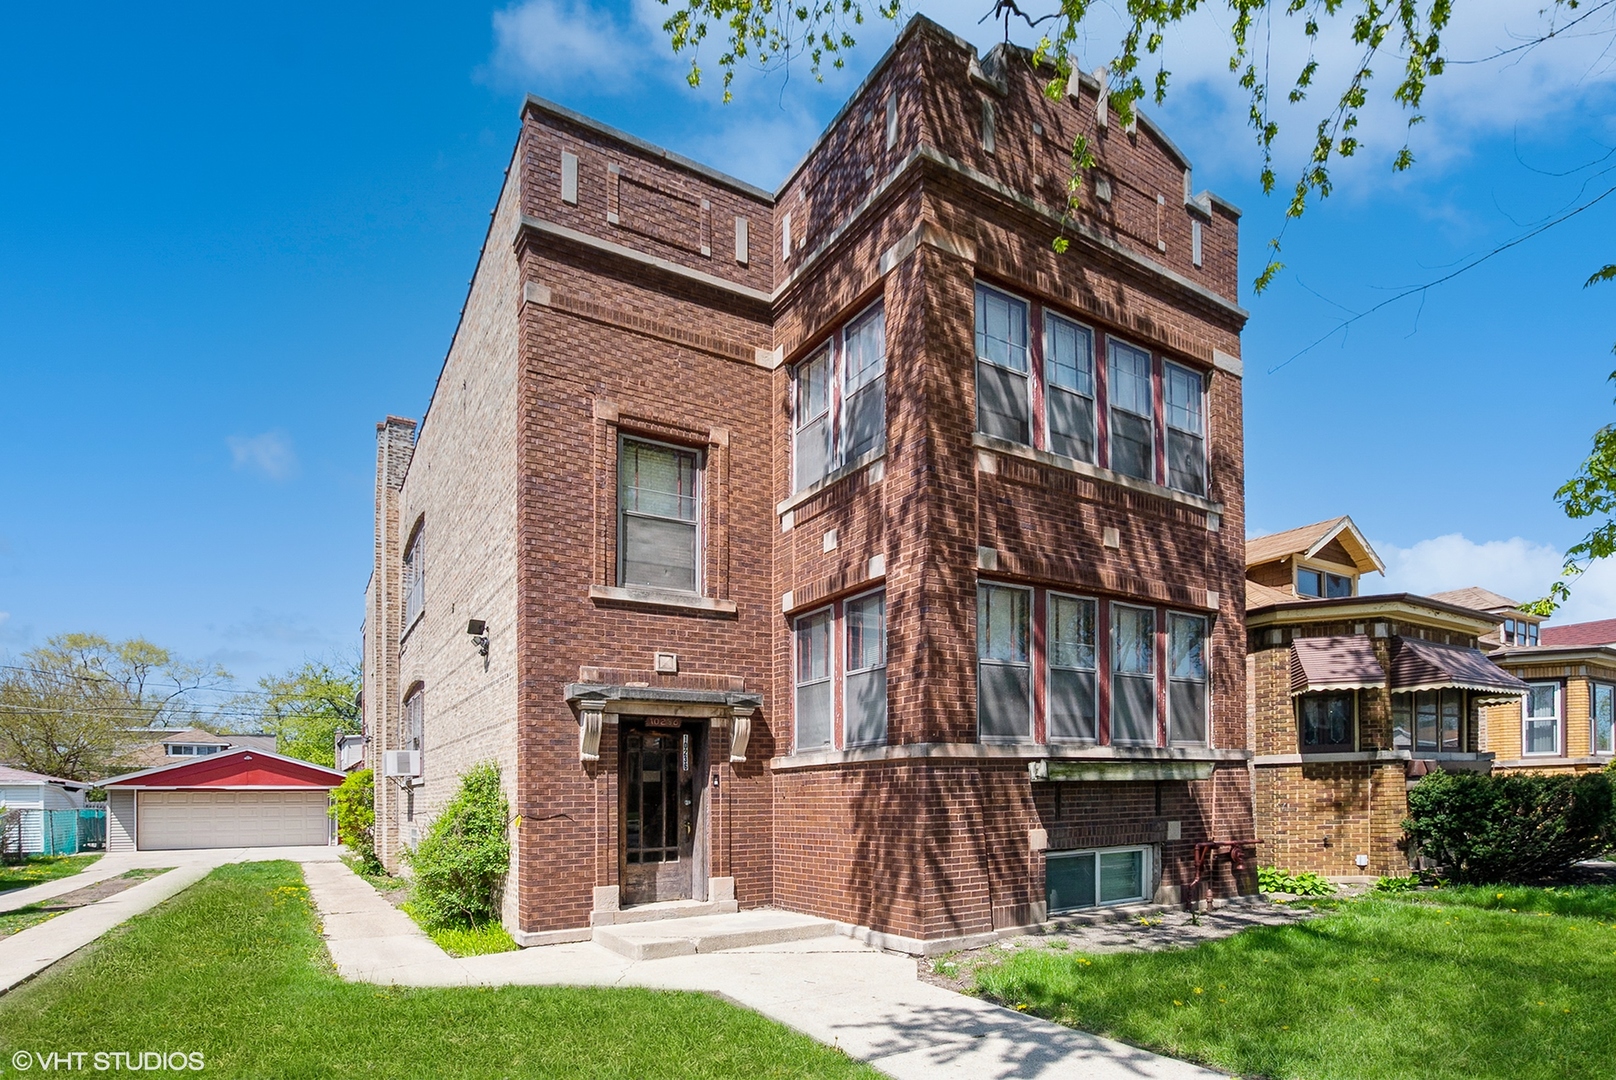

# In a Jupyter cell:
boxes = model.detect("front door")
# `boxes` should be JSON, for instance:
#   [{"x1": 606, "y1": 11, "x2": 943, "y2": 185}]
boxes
[{"x1": 621, "y1": 722, "x2": 697, "y2": 905}]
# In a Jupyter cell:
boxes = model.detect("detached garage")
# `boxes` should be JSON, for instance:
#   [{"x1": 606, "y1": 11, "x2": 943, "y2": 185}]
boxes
[{"x1": 102, "y1": 747, "x2": 344, "y2": 852}]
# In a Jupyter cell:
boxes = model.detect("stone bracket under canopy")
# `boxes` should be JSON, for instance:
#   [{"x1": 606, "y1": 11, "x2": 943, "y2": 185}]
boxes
[{"x1": 564, "y1": 682, "x2": 763, "y2": 764}]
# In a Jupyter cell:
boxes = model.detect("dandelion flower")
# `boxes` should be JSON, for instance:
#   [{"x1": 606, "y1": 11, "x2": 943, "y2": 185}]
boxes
[{"x1": 1193, "y1": 987, "x2": 1204, "y2": 994}]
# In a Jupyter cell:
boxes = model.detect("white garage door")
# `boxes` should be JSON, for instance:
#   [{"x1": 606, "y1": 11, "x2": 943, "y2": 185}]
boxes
[{"x1": 137, "y1": 790, "x2": 330, "y2": 850}]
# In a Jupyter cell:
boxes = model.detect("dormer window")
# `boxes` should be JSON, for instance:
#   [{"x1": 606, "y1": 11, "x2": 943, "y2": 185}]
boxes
[
  {"x1": 1297, "y1": 568, "x2": 1352, "y2": 598},
  {"x1": 165, "y1": 743, "x2": 224, "y2": 757},
  {"x1": 1502, "y1": 618, "x2": 1539, "y2": 646}
]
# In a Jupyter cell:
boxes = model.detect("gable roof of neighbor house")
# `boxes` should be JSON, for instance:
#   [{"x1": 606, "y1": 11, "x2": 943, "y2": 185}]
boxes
[
  {"x1": 99, "y1": 746, "x2": 345, "y2": 790},
  {"x1": 0, "y1": 765, "x2": 87, "y2": 790},
  {"x1": 1427, "y1": 586, "x2": 1532, "y2": 616},
  {"x1": 1245, "y1": 580, "x2": 1296, "y2": 610},
  {"x1": 1245, "y1": 516, "x2": 1385, "y2": 574},
  {"x1": 124, "y1": 727, "x2": 277, "y2": 769},
  {"x1": 1540, "y1": 618, "x2": 1616, "y2": 648}
]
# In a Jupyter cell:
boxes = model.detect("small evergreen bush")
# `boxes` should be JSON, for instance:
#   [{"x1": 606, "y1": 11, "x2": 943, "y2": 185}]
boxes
[
  {"x1": 1404, "y1": 769, "x2": 1616, "y2": 884},
  {"x1": 403, "y1": 762, "x2": 511, "y2": 928},
  {"x1": 329, "y1": 768, "x2": 378, "y2": 871}
]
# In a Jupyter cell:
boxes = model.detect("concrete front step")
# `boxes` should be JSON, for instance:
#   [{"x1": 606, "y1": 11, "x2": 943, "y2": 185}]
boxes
[
  {"x1": 590, "y1": 898, "x2": 739, "y2": 927},
  {"x1": 592, "y1": 909, "x2": 837, "y2": 961}
]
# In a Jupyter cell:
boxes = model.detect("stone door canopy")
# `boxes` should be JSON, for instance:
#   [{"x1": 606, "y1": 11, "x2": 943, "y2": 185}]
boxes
[{"x1": 564, "y1": 682, "x2": 763, "y2": 764}]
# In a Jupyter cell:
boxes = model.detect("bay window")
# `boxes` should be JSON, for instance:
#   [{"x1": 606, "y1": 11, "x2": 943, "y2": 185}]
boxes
[
  {"x1": 1594, "y1": 682, "x2": 1614, "y2": 755},
  {"x1": 618, "y1": 438, "x2": 701, "y2": 592},
  {"x1": 794, "y1": 609, "x2": 834, "y2": 751},
  {"x1": 1045, "y1": 313, "x2": 1095, "y2": 462},
  {"x1": 1299, "y1": 693, "x2": 1354, "y2": 751},
  {"x1": 1164, "y1": 361, "x2": 1205, "y2": 495},
  {"x1": 844, "y1": 591, "x2": 888, "y2": 747},
  {"x1": 791, "y1": 301, "x2": 887, "y2": 494},
  {"x1": 1111, "y1": 604, "x2": 1156, "y2": 744},
  {"x1": 1168, "y1": 613, "x2": 1209, "y2": 745},
  {"x1": 1394, "y1": 689, "x2": 1466, "y2": 753},
  {"x1": 1047, "y1": 594, "x2": 1097, "y2": 741},
  {"x1": 977, "y1": 583, "x2": 1032, "y2": 740},
  {"x1": 1107, "y1": 340, "x2": 1155, "y2": 481},
  {"x1": 975, "y1": 284, "x2": 1031, "y2": 444},
  {"x1": 1523, "y1": 682, "x2": 1560, "y2": 755}
]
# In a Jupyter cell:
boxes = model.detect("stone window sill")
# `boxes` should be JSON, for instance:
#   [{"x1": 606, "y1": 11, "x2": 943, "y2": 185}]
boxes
[
  {"x1": 588, "y1": 585, "x2": 738, "y2": 617},
  {"x1": 972, "y1": 433, "x2": 1223, "y2": 516},
  {"x1": 771, "y1": 741, "x2": 1248, "y2": 771},
  {"x1": 776, "y1": 449, "x2": 885, "y2": 521}
]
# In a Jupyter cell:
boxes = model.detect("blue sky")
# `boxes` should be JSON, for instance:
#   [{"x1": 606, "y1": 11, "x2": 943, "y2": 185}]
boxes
[{"x1": 2, "y1": 0, "x2": 1613, "y2": 685}]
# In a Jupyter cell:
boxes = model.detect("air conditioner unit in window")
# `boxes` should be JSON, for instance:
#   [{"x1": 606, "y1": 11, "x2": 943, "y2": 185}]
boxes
[{"x1": 382, "y1": 750, "x2": 421, "y2": 778}]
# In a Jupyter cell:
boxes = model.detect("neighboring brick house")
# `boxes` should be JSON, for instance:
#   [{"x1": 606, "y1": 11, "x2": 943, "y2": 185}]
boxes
[
  {"x1": 1453, "y1": 610, "x2": 1616, "y2": 774},
  {"x1": 362, "y1": 15, "x2": 1255, "y2": 951},
  {"x1": 1246, "y1": 518, "x2": 1528, "y2": 877}
]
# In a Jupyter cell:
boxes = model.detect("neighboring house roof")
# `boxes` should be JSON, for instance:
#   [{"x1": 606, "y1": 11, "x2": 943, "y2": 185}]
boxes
[
  {"x1": 0, "y1": 765, "x2": 87, "y2": 789},
  {"x1": 1539, "y1": 618, "x2": 1616, "y2": 648},
  {"x1": 1246, "y1": 516, "x2": 1386, "y2": 574},
  {"x1": 99, "y1": 746, "x2": 345, "y2": 789},
  {"x1": 1428, "y1": 586, "x2": 1527, "y2": 615},
  {"x1": 1246, "y1": 580, "x2": 1296, "y2": 610},
  {"x1": 123, "y1": 728, "x2": 277, "y2": 769},
  {"x1": 1388, "y1": 637, "x2": 1530, "y2": 697}
]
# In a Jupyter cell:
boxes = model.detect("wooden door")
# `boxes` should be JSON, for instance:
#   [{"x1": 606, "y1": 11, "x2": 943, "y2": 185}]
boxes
[{"x1": 621, "y1": 723, "x2": 696, "y2": 905}]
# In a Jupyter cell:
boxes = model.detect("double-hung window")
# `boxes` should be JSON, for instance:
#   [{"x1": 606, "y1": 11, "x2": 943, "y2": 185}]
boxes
[
  {"x1": 841, "y1": 305, "x2": 886, "y2": 463},
  {"x1": 403, "y1": 525, "x2": 425, "y2": 629},
  {"x1": 1045, "y1": 313, "x2": 1095, "y2": 462},
  {"x1": 618, "y1": 438, "x2": 701, "y2": 593},
  {"x1": 1107, "y1": 340, "x2": 1155, "y2": 481},
  {"x1": 1524, "y1": 682, "x2": 1560, "y2": 755},
  {"x1": 1048, "y1": 595, "x2": 1097, "y2": 741},
  {"x1": 1594, "y1": 682, "x2": 1614, "y2": 755},
  {"x1": 794, "y1": 609, "x2": 834, "y2": 751},
  {"x1": 977, "y1": 583, "x2": 1032, "y2": 740},
  {"x1": 1167, "y1": 613, "x2": 1208, "y2": 745},
  {"x1": 793, "y1": 348, "x2": 832, "y2": 491},
  {"x1": 844, "y1": 591, "x2": 888, "y2": 747},
  {"x1": 1440, "y1": 688, "x2": 1462, "y2": 751},
  {"x1": 1163, "y1": 361, "x2": 1205, "y2": 495},
  {"x1": 1111, "y1": 604, "x2": 1156, "y2": 744},
  {"x1": 404, "y1": 685, "x2": 425, "y2": 769},
  {"x1": 975, "y1": 284, "x2": 1031, "y2": 444}
]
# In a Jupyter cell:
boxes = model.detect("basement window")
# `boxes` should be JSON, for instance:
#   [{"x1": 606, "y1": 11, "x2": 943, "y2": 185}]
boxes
[{"x1": 1047, "y1": 846, "x2": 1149, "y2": 912}]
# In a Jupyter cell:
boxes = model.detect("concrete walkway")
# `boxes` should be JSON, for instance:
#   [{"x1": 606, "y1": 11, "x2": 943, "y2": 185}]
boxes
[
  {"x1": 303, "y1": 860, "x2": 1225, "y2": 1079},
  {"x1": 0, "y1": 846, "x2": 339, "y2": 995}
]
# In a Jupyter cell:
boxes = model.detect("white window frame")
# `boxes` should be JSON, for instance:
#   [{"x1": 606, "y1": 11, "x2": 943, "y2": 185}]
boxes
[
  {"x1": 977, "y1": 581, "x2": 1034, "y2": 743},
  {"x1": 793, "y1": 606, "x2": 836, "y2": 752},
  {"x1": 1043, "y1": 311, "x2": 1097, "y2": 464},
  {"x1": 1105, "y1": 338, "x2": 1156, "y2": 483},
  {"x1": 1166, "y1": 611, "x2": 1210, "y2": 747},
  {"x1": 1110, "y1": 602, "x2": 1158, "y2": 746},
  {"x1": 974, "y1": 282, "x2": 1033, "y2": 447},
  {"x1": 1046, "y1": 591, "x2": 1099, "y2": 744},
  {"x1": 792, "y1": 345, "x2": 833, "y2": 493},
  {"x1": 1045, "y1": 844, "x2": 1152, "y2": 913},
  {"x1": 838, "y1": 301, "x2": 887, "y2": 466},
  {"x1": 1522, "y1": 682, "x2": 1561, "y2": 757},
  {"x1": 1593, "y1": 681, "x2": 1615, "y2": 756},
  {"x1": 842, "y1": 588, "x2": 888, "y2": 748},
  {"x1": 617, "y1": 435, "x2": 703, "y2": 594},
  {"x1": 1162, "y1": 360, "x2": 1206, "y2": 496}
]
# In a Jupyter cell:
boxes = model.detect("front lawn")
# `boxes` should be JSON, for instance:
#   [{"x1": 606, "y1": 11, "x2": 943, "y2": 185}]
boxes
[
  {"x1": 0, "y1": 854, "x2": 101, "y2": 893},
  {"x1": 0, "y1": 861, "x2": 877, "y2": 1079},
  {"x1": 973, "y1": 895, "x2": 1616, "y2": 1080}
]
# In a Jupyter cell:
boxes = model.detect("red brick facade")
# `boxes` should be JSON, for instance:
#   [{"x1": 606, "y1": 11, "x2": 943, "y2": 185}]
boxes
[{"x1": 366, "y1": 17, "x2": 1254, "y2": 951}]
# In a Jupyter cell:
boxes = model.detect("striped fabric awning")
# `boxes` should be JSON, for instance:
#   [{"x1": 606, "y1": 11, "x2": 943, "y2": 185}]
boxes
[
  {"x1": 1389, "y1": 636, "x2": 1530, "y2": 698},
  {"x1": 1289, "y1": 636, "x2": 1386, "y2": 695}
]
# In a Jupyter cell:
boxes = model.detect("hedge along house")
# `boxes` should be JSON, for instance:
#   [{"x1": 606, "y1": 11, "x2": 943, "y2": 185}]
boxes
[
  {"x1": 1246, "y1": 518, "x2": 1530, "y2": 877},
  {"x1": 1460, "y1": 611, "x2": 1616, "y2": 774},
  {"x1": 363, "y1": 16, "x2": 1254, "y2": 953}
]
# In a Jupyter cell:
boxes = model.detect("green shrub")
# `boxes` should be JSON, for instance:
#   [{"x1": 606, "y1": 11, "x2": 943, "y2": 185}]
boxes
[
  {"x1": 1404, "y1": 769, "x2": 1616, "y2": 884},
  {"x1": 402, "y1": 762, "x2": 511, "y2": 929},
  {"x1": 1257, "y1": 866, "x2": 1336, "y2": 896},
  {"x1": 1374, "y1": 875, "x2": 1421, "y2": 893},
  {"x1": 329, "y1": 769, "x2": 378, "y2": 871}
]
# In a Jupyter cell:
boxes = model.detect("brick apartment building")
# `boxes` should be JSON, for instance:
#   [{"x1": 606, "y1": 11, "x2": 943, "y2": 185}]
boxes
[
  {"x1": 363, "y1": 15, "x2": 1255, "y2": 951},
  {"x1": 1245, "y1": 518, "x2": 1529, "y2": 877}
]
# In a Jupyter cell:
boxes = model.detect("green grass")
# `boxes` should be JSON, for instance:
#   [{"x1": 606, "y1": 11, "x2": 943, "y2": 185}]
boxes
[
  {"x1": 0, "y1": 854, "x2": 101, "y2": 893},
  {"x1": 0, "y1": 861, "x2": 878, "y2": 1079},
  {"x1": 1402, "y1": 883, "x2": 1616, "y2": 921},
  {"x1": 973, "y1": 896, "x2": 1616, "y2": 1080},
  {"x1": 425, "y1": 920, "x2": 520, "y2": 957},
  {"x1": 0, "y1": 868, "x2": 167, "y2": 939}
]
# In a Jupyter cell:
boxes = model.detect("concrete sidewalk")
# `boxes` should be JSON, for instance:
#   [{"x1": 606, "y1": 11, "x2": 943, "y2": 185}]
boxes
[
  {"x1": 0, "y1": 846, "x2": 340, "y2": 995},
  {"x1": 303, "y1": 860, "x2": 1225, "y2": 1080}
]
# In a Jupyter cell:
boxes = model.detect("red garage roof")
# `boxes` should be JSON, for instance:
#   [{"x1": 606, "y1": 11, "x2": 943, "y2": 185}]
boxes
[
  {"x1": 100, "y1": 747, "x2": 345, "y2": 790},
  {"x1": 1540, "y1": 618, "x2": 1616, "y2": 648}
]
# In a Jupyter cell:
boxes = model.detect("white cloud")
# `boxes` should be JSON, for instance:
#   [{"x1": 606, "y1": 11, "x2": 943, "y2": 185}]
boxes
[
  {"x1": 489, "y1": 0, "x2": 635, "y2": 88},
  {"x1": 1374, "y1": 532, "x2": 1616, "y2": 624},
  {"x1": 226, "y1": 431, "x2": 297, "y2": 481}
]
